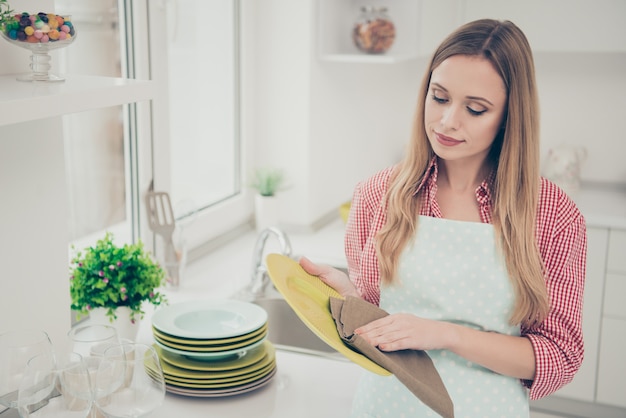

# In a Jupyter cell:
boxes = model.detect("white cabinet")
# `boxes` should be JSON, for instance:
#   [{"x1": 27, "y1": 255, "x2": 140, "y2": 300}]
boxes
[
  {"x1": 543, "y1": 227, "x2": 626, "y2": 414},
  {"x1": 461, "y1": 0, "x2": 626, "y2": 53},
  {"x1": 596, "y1": 229, "x2": 626, "y2": 408},
  {"x1": 555, "y1": 227, "x2": 608, "y2": 402}
]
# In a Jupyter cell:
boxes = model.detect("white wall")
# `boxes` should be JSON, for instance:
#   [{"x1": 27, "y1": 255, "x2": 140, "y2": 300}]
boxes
[
  {"x1": 250, "y1": 0, "x2": 421, "y2": 230},
  {"x1": 0, "y1": 0, "x2": 72, "y2": 353},
  {"x1": 536, "y1": 52, "x2": 626, "y2": 184},
  {"x1": 249, "y1": 1, "x2": 626, "y2": 231}
]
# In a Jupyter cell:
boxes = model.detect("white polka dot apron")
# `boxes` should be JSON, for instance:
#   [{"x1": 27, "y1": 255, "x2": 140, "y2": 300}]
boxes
[{"x1": 350, "y1": 216, "x2": 529, "y2": 418}]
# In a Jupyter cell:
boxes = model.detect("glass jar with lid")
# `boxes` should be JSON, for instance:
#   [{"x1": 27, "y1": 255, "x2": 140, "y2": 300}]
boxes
[{"x1": 352, "y1": 6, "x2": 396, "y2": 54}]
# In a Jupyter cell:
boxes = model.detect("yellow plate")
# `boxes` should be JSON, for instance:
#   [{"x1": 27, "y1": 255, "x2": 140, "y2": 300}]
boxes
[
  {"x1": 152, "y1": 322, "x2": 268, "y2": 346},
  {"x1": 154, "y1": 340, "x2": 270, "y2": 372},
  {"x1": 265, "y1": 254, "x2": 391, "y2": 376},
  {"x1": 165, "y1": 362, "x2": 276, "y2": 389},
  {"x1": 164, "y1": 361, "x2": 275, "y2": 386},
  {"x1": 153, "y1": 327, "x2": 267, "y2": 352},
  {"x1": 160, "y1": 342, "x2": 276, "y2": 380}
]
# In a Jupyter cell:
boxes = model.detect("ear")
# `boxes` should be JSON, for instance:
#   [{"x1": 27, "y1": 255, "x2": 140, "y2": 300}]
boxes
[{"x1": 577, "y1": 147, "x2": 588, "y2": 162}]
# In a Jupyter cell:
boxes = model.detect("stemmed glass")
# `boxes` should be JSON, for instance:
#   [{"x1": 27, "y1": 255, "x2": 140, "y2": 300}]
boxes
[
  {"x1": 94, "y1": 343, "x2": 165, "y2": 418},
  {"x1": 67, "y1": 325, "x2": 120, "y2": 418},
  {"x1": 0, "y1": 14, "x2": 77, "y2": 82},
  {"x1": 17, "y1": 352, "x2": 92, "y2": 418},
  {"x1": 0, "y1": 330, "x2": 55, "y2": 414}
]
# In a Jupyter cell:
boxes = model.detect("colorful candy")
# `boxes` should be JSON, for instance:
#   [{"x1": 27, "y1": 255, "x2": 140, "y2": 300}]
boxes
[{"x1": 1, "y1": 12, "x2": 75, "y2": 44}]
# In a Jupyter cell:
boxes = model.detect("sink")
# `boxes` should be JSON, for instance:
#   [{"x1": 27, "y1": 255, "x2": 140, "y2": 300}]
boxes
[{"x1": 252, "y1": 297, "x2": 344, "y2": 359}]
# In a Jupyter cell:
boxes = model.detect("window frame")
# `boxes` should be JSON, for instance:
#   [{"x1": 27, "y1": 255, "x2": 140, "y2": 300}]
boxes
[{"x1": 141, "y1": 0, "x2": 253, "y2": 258}]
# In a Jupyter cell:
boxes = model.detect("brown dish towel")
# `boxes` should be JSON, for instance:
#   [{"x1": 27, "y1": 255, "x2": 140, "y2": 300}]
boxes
[{"x1": 330, "y1": 296, "x2": 454, "y2": 418}]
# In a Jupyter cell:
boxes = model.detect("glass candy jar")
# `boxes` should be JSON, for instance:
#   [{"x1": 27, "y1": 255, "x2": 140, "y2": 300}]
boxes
[{"x1": 352, "y1": 6, "x2": 396, "y2": 54}]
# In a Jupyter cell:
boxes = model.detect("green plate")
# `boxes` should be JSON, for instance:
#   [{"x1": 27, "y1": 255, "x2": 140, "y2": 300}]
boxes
[
  {"x1": 164, "y1": 362, "x2": 276, "y2": 389},
  {"x1": 160, "y1": 342, "x2": 276, "y2": 380},
  {"x1": 164, "y1": 360, "x2": 275, "y2": 386},
  {"x1": 154, "y1": 340, "x2": 271, "y2": 371},
  {"x1": 152, "y1": 322, "x2": 268, "y2": 346},
  {"x1": 153, "y1": 326, "x2": 267, "y2": 352}
]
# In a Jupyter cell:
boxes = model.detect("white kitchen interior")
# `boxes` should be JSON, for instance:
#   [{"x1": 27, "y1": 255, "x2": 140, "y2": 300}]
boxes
[{"x1": 1, "y1": 0, "x2": 625, "y2": 417}]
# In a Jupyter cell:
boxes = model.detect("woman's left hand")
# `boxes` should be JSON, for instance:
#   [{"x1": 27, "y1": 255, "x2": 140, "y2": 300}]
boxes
[{"x1": 355, "y1": 313, "x2": 455, "y2": 352}]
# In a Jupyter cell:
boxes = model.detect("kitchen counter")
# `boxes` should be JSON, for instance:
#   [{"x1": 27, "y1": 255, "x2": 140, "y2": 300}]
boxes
[
  {"x1": 144, "y1": 350, "x2": 361, "y2": 418},
  {"x1": 134, "y1": 218, "x2": 356, "y2": 417},
  {"x1": 571, "y1": 182, "x2": 626, "y2": 229},
  {"x1": 135, "y1": 183, "x2": 626, "y2": 416}
]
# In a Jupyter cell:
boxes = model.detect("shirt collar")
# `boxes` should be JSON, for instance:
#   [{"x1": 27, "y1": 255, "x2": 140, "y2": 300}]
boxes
[
  {"x1": 413, "y1": 156, "x2": 495, "y2": 207},
  {"x1": 414, "y1": 156, "x2": 438, "y2": 196}
]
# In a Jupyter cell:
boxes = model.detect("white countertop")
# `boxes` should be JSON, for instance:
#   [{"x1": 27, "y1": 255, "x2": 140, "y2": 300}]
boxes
[
  {"x1": 134, "y1": 219, "x2": 358, "y2": 417},
  {"x1": 144, "y1": 350, "x2": 361, "y2": 418},
  {"x1": 134, "y1": 184, "x2": 626, "y2": 416},
  {"x1": 571, "y1": 182, "x2": 626, "y2": 229}
]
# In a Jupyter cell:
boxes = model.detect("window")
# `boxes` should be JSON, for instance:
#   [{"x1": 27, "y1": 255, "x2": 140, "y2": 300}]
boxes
[
  {"x1": 60, "y1": 0, "x2": 249, "y2": 257},
  {"x1": 58, "y1": 0, "x2": 136, "y2": 246},
  {"x1": 150, "y1": 0, "x2": 249, "y2": 255}
]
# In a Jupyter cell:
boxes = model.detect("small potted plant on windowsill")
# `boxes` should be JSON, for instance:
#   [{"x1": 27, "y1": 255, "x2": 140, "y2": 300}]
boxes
[
  {"x1": 69, "y1": 232, "x2": 168, "y2": 338},
  {"x1": 250, "y1": 167, "x2": 285, "y2": 231}
]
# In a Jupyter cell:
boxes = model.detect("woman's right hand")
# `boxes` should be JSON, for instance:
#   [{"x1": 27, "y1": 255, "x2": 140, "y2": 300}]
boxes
[{"x1": 298, "y1": 256, "x2": 360, "y2": 298}]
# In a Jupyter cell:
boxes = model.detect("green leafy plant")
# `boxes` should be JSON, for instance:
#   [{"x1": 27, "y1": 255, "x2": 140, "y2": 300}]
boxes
[
  {"x1": 250, "y1": 168, "x2": 285, "y2": 197},
  {"x1": 69, "y1": 232, "x2": 168, "y2": 324},
  {"x1": 0, "y1": 0, "x2": 14, "y2": 29}
]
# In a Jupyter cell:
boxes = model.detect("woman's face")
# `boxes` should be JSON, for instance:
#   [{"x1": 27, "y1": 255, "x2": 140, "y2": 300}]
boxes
[{"x1": 424, "y1": 54, "x2": 507, "y2": 166}]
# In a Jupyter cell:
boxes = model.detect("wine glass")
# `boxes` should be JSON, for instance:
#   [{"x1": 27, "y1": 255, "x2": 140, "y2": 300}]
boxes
[
  {"x1": 67, "y1": 325, "x2": 119, "y2": 418},
  {"x1": 94, "y1": 343, "x2": 165, "y2": 418},
  {"x1": 0, "y1": 330, "x2": 55, "y2": 413},
  {"x1": 17, "y1": 352, "x2": 92, "y2": 418}
]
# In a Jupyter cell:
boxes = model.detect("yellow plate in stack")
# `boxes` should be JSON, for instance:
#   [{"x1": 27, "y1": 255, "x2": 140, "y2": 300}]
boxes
[{"x1": 153, "y1": 324, "x2": 268, "y2": 352}]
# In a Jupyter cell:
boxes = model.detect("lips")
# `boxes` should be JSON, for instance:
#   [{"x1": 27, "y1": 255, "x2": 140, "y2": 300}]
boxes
[{"x1": 435, "y1": 132, "x2": 463, "y2": 147}]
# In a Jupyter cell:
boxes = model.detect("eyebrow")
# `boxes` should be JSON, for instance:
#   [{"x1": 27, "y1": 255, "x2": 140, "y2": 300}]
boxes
[{"x1": 430, "y1": 82, "x2": 495, "y2": 106}]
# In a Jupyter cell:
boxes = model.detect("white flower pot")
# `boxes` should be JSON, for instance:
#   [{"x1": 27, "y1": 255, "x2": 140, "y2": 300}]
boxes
[
  {"x1": 88, "y1": 306, "x2": 140, "y2": 342},
  {"x1": 255, "y1": 194, "x2": 279, "y2": 232}
]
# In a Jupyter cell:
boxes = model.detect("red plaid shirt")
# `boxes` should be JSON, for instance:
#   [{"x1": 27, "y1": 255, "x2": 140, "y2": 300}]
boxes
[{"x1": 345, "y1": 158, "x2": 587, "y2": 400}]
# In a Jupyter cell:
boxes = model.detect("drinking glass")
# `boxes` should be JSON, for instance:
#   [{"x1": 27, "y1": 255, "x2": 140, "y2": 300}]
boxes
[
  {"x1": 67, "y1": 325, "x2": 119, "y2": 418},
  {"x1": 17, "y1": 352, "x2": 92, "y2": 418},
  {"x1": 94, "y1": 343, "x2": 165, "y2": 418},
  {"x1": 0, "y1": 330, "x2": 55, "y2": 413}
]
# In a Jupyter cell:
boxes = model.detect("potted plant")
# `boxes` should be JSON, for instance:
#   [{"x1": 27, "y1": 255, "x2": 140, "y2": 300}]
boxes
[
  {"x1": 250, "y1": 168, "x2": 285, "y2": 231},
  {"x1": 0, "y1": 0, "x2": 13, "y2": 28},
  {"x1": 250, "y1": 167, "x2": 284, "y2": 197},
  {"x1": 69, "y1": 232, "x2": 168, "y2": 328}
]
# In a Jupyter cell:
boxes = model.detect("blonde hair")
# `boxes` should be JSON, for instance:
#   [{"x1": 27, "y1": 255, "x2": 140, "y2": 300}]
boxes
[{"x1": 376, "y1": 19, "x2": 549, "y2": 328}]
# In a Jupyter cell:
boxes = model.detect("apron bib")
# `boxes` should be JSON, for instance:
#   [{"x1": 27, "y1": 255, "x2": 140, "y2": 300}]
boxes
[{"x1": 351, "y1": 216, "x2": 529, "y2": 418}]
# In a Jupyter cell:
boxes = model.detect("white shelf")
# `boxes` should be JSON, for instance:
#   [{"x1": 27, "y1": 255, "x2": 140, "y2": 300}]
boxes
[
  {"x1": 0, "y1": 74, "x2": 155, "y2": 126},
  {"x1": 319, "y1": 52, "x2": 419, "y2": 64},
  {"x1": 317, "y1": 0, "x2": 422, "y2": 64}
]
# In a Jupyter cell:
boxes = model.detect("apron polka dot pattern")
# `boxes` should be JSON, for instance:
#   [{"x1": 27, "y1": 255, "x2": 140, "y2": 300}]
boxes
[{"x1": 350, "y1": 216, "x2": 529, "y2": 418}]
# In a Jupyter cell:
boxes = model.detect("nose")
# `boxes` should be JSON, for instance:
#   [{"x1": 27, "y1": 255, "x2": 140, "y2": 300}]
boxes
[{"x1": 441, "y1": 104, "x2": 462, "y2": 131}]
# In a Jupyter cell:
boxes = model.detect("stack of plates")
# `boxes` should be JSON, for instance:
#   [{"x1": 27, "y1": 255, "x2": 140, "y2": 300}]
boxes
[{"x1": 151, "y1": 299, "x2": 276, "y2": 397}]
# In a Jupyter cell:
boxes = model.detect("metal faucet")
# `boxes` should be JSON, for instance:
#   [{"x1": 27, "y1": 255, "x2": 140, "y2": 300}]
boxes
[{"x1": 249, "y1": 227, "x2": 293, "y2": 297}]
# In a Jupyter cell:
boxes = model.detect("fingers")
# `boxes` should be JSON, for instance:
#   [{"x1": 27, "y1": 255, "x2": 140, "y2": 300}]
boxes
[
  {"x1": 355, "y1": 316, "x2": 413, "y2": 351},
  {"x1": 298, "y1": 256, "x2": 327, "y2": 276}
]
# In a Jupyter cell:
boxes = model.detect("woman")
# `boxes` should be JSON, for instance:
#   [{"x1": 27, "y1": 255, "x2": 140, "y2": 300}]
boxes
[{"x1": 300, "y1": 19, "x2": 586, "y2": 417}]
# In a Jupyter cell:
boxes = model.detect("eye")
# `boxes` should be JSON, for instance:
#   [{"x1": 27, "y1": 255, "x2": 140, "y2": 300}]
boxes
[
  {"x1": 467, "y1": 106, "x2": 486, "y2": 116},
  {"x1": 431, "y1": 93, "x2": 447, "y2": 104}
]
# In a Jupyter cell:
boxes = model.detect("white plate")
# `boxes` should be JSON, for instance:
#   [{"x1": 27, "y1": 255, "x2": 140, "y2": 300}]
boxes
[
  {"x1": 154, "y1": 336, "x2": 267, "y2": 361},
  {"x1": 152, "y1": 300, "x2": 268, "y2": 339}
]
